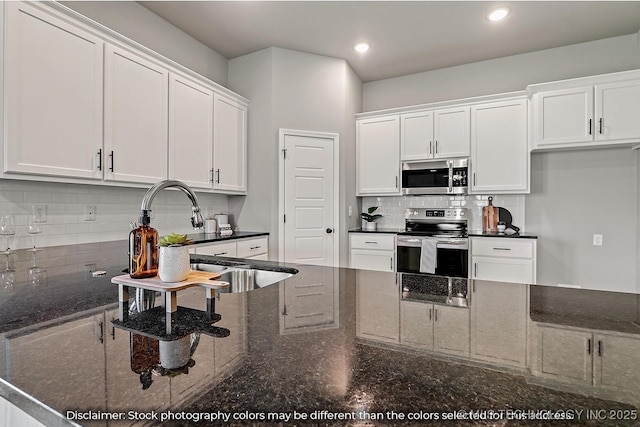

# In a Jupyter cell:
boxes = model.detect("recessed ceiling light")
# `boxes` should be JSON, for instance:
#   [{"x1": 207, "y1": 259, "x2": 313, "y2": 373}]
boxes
[
  {"x1": 354, "y1": 43, "x2": 370, "y2": 53},
  {"x1": 487, "y1": 7, "x2": 510, "y2": 22}
]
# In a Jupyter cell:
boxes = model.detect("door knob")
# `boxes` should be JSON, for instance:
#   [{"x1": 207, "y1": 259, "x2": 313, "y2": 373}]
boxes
[{"x1": 326, "y1": 228, "x2": 334, "y2": 234}]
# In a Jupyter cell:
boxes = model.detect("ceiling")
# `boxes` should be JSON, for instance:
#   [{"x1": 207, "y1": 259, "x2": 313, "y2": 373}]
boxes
[{"x1": 140, "y1": 1, "x2": 640, "y2": 83}]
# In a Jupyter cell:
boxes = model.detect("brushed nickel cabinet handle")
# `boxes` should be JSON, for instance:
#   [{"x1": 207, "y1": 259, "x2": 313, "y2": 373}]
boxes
[
  {"x1": 599, "y1": 118, "x2": 604, "y2": 134},
  {"x1": 588, "y1": 119, "x2": 592, "y2": 135},
  {"x1": 587, "y1": 338, "x2": 592, "y2": 355},
  {"x1": 97, "y1": 149, "x2": 102, "y2": 171},
  {"x1": 214, "y1": 252, "x2": 227, "y2": 256},
  {"x1": 108, "y1": 151, "x2": 114, "y2": 172}
]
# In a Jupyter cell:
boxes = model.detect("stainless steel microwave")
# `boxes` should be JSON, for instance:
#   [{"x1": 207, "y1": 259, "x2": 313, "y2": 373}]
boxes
[{"x1": 401, "y1": 158, "x2": 468, "y2": 195}]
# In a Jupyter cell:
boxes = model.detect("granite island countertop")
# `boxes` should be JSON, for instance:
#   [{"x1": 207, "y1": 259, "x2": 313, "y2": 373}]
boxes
[{"x1": 1, "y1": 242, "x2": 640, "y2": 426}]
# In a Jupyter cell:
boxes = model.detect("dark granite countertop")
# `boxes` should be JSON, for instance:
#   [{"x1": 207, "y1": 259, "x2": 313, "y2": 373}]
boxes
[
  {"x1": 348, "y1": 228, "x2": 403, "y2": 234},
  {"x1": 187, "y1": 231, "x2": 269, "y2": 244},
  {"x1": 468, "y1": 231, "x2": 538, "y2": 239},
  {"x1": 1, "y1": 242, "x2": 639, "y2": 426}
]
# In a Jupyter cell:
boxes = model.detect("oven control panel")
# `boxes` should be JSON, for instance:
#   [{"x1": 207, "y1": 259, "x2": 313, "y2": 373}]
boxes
[{"x1": 405, "y1": 208, "x2": 467, "y2": 220}]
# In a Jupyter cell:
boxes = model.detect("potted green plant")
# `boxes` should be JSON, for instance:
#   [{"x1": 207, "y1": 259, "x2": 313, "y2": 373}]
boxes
[
  {"x1": 158, "y1": 233, "x2": 193, "y2": 282},
  {"x1": 360, "y1": 206, "x2": 383, "y2": 231}
]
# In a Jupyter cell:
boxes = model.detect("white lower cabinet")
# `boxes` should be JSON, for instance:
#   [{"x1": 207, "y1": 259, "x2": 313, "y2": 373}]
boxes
[
  {"x1": 401, "y1": 301, "x2": 470, "y2": 357},
  {"x1": 471, "y1": 237, "x2": 536, "y2": 284},
  {"x1": 356, "y1": 270, "x2": 399, "y2": 343},
  {"x1": 349, "y1": 233, "x2": 395, "y2": 272},
  {"x1": 470, "y1": 280, "x2": 528, "y2": 367},
  {"x1": 191, "y1": 236, "x2": 269, "y2": 259},
  {"x1": 533, "y1": 324, "x2": 640, "y2": 403}
]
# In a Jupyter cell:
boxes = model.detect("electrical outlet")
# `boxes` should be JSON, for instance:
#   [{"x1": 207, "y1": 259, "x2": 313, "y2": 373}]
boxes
[
  {"x1": 32, "y1": 205, "x2": 47, "y2": 223},
  {"x1": 348, "y1": 206, "x2": 353, "y2": 217},
  {"x1": 84, "y1": 205, "x2": 97, "y2": 221},
  {"x1": 593, "y1": 234, "x2": 603, "y2": 246}
]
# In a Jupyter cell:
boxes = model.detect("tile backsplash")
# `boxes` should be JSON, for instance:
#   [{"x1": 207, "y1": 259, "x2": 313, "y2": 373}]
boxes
[
  {"x1": 0, "y1": 180, "x2": 229, "y2": 249},
  {"x1": 361, "y1": 194, "x2": 526, "y2": 232}
]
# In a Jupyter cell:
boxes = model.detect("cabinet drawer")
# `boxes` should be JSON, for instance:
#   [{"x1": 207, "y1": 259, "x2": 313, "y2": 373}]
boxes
[
  {"x1": 194, "y1": 242, "x2": 237, "y2": 257},
  {"x1": 471, "y1": 237, "x2": 534, "y2": 259},
  {"x1": 472, "y1": 257, "x2": 534, "y2": 284},
  {"x1": 350, "y1": 233, "x2": 395, "y2": 250},
  {"x1": 237, "y1": 237, "x2": 268, "y2": 258}
]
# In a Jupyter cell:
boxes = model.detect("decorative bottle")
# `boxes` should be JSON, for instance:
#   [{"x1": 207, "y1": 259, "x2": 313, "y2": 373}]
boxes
[{"x1": 129, "y1": 224, "x2": 158, "y2": 278}]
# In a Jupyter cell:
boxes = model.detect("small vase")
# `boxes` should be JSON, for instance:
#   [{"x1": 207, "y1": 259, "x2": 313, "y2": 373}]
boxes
[
  {"x1": 158, "y1": 245, "x2": 190, "y2": 282},
  {"x1": 363, "y1": 222, "x2": 377, "y2": 231}
]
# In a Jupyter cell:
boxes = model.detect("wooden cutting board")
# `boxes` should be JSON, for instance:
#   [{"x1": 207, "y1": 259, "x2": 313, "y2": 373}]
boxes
[
  {"x1": 111, "y1": 270, "x2": 227, "y2": 292},
  {"x1": 482, "y1": 196, "x2": 498, "y2": 232}
]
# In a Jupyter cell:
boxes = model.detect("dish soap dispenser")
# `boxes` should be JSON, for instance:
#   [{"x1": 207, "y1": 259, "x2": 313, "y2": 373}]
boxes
[{"x1": 129, "y1": 223, "x2": 158, "y2": 279}]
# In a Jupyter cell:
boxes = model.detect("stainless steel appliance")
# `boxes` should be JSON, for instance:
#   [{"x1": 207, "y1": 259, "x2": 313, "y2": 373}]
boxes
[
  {"x1": 397, "y1": 208, "x2": 469, "y2": 306},
  {"x1": 401, "y1": 158, "x2": 468, "y2": 195}
]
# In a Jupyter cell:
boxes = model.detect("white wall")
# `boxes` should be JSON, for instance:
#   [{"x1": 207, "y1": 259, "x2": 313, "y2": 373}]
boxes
[
  {"x1": 229, "y1": 48, "x2": 362, "y2": 266},
  {"x1": 364, "y1": 33, "x2": 640, "y2": 111},
  {"x1": 0, "y1": 181, "x2": 228, "y2": 249},
  {"x1": 61, "y1": 1, "x2": 228, "y2": 85},
  {"x1": 525, "y1": 148, "x2": 637, "y2": 293}
]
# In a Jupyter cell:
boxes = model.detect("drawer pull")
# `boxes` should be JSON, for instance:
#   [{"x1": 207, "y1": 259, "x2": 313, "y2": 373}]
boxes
[
  {"x1": 364, "y1": 241, "x2": 378, "y2": 244},
  {"x1": 429, "y1": 308, "x2": 432, "y2": 321},
  {"x1": 214, "y1": 252, "x2": 228, "y2": 256},
  {"x1": 250, "y1": 246, "x2": 262, "y2": 250},
  {"x1": 492, "y1": 247, "x2": 511, "y2": 251},
  {"x1": 587, "y1": 338, "x2": 592, "y2": 355}
]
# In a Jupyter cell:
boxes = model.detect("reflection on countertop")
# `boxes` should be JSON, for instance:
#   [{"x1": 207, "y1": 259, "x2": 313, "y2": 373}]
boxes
[{"x1": 1, "y1": 241, "x2": 640, "y2": 426}]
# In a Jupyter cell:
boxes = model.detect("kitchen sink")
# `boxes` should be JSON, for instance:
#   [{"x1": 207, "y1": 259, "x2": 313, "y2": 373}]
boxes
[{"x1": 191, "y1": 263, "x2": 296, "y2": 293}]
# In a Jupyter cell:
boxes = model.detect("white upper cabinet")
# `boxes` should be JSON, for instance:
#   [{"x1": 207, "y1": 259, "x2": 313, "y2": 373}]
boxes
[
  {"x1": 471, "y1": 98, "x2": 529, "y2": 193},
  {"x1": 401, "y1": 111, "x2": 434, "y2": 160},
  {"x1": 213, "y1": 94, "x2": 248, "y2": 194},
  {"x1": 4, "y1": 2, "x2": 104, "y2": 179},
  {"x1": 1, "y1": 1, "x2": 248, "y2": 192},
  {"x1": 400, "y1": 107, "x2": 470, "y2": 161},
  {"x1": 529, "y1": 70, "x2": 640, "y2": 150},
  {"x1": 357, "y1": 116, "x2": 401, "y2": 195},
  {"x1": 168, "y1": 73, "x2": 214, "y2": 190},
  {"x1": 104, "y1": 45, "x2": 168, "y2": 184},
  {"x1": 533, "y1": 87, "x2": 594, "y2": 147},
  {"x1": 596, "y1": 80, "x2": 640, "y2": 142},
  {"x1": 433, "y1": 106, "x2": 470, "y2": 158}
]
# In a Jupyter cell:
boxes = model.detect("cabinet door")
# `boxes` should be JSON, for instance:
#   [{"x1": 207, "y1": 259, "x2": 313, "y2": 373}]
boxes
[
  {"x1": 357, "y1": 116, "x2": 401, "y2": 195},
  {"x1": 434, "y1": 106, "x2": 470, "y2": 158},
  {"x1": 213, "y1": 94, "x2": 248, "y2": 193},
  {"x1": 470, "y1": 280, "x2": 528, "y2": 367},
  {"x1": 350, "y1": 249, "x2": 394, "y2": 272},
  {"x1": 536, "y1": 326, "x2": 593, "y2": 386},
  {"x1": 6, "y1": 314, "x2": 106, "y2": 417},
  {"x1": 472, "y1": 256, "x2": 534, "y2": 284},
  {"x1": 593, "y1": 333, "x2": 640, "y2": 394},
  {"x1": 401, "y1": 111, "x2": 434, "y2": 161},
  {"x1": 356, "y1": 270, "x2": 399, "y2": 343},
  {"x1": 471, "y1": 99, "x2": 528, "y2": 193},
  {"x1": 168, "y1": 73, "x2": 214, "y2": 190},
  {"x1": 433, "y1": 305, "x2": 470, "y2": 356},
  {"x1": 400, "y1": 301, "x2": 434, "y2": 349},
  {"x1": 534, "y1": 87, "x2": 594, "y2": 146},
  {"x1": 104, "y1": 45, "x2": 168, "y2": 184},
  {"x1": 4, "y1": 2, "x2": 104, "y2": 179},
  {"x1": 595, "y1": 80, "x2": 640, "y2": 142}
]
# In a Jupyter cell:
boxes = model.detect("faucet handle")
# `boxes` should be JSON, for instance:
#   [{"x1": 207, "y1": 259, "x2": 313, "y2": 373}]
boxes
[{"x1": 191, "y1": 207, "x2": 205, "y2": 229}]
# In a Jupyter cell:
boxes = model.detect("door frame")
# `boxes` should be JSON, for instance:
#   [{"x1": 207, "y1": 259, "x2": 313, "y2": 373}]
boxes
[{"x1": 278, "y1": 128, "x2": 340, "y2": 266}]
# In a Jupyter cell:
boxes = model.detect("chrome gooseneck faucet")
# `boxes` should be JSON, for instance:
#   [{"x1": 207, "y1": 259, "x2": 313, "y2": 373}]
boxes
[{"x1": 139, "y1": 180, "x2": 205, "y2": 228}]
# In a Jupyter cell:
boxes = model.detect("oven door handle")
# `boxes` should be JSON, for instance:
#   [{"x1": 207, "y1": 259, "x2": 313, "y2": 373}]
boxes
[{"x1": 448, "y1": 160, "x2": 453, "y2": 193}]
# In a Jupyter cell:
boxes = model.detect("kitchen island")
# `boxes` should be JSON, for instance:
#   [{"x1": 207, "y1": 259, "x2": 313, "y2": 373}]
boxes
[{"x1": 1, "y1": 241, "x2": 640, "y2": 426}]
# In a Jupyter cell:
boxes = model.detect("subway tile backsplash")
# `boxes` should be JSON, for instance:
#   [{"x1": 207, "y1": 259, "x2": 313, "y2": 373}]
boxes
[
  {"x1": 361, "y1": 194, "x2": 526, "y2": 232},
  {"x1": 0, "y1": 180, "x2": 229, "y2": 249}
]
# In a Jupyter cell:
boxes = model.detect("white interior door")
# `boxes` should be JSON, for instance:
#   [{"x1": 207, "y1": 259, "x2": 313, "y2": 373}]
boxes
[{"x1": 280, "y1": 130, "x2": 339, "y2": 267}]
